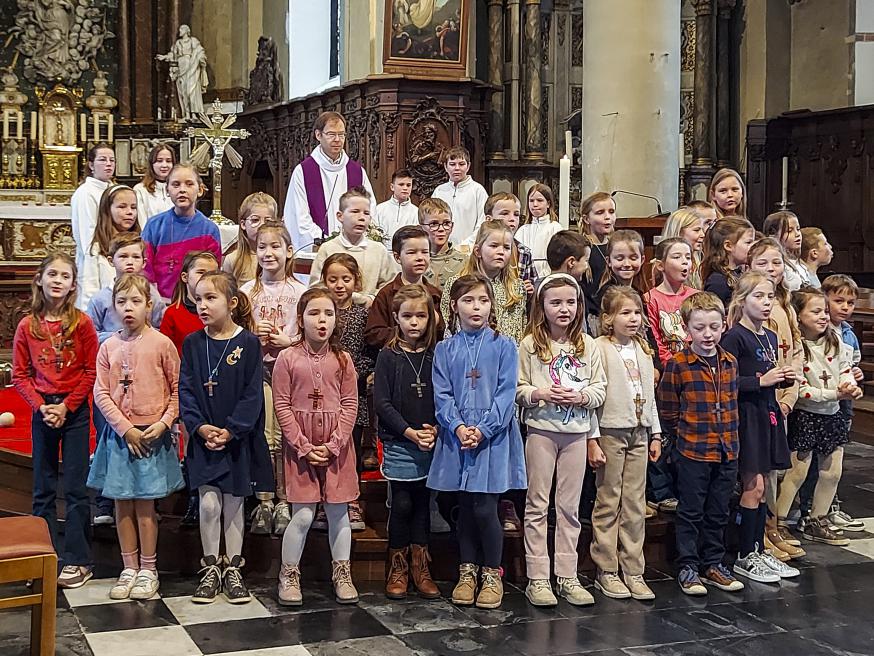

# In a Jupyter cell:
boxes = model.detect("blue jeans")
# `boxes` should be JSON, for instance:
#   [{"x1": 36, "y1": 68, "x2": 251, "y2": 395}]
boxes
[
  {"x1": 91, "y1": 406, "x2": 114, "y2": 516},
  {"x1": 31, "y1": 396, "x2": 92, "y2": 567}
]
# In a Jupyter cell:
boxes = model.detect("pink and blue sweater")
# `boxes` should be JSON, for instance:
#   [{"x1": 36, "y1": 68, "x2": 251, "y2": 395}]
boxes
[{"x1": 142, "y1": 208, "x2": 222, "y2": 299}]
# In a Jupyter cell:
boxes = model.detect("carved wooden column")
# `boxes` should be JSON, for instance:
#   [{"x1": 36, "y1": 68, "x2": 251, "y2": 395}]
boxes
[
  {"x1": 715, "y1": 0, "x2": 735, "y2": 167},
  {"x1": 691, "y1": 0, "x2": 714, "y2": 169},
  {"x1": 118, "y1": 0, "x2": 131, "y2": 120},
  {"x1": 488, "y1": 0, "x2": 505, "y2": 159},
  {"x1": 523, "y1": 0, "x2": 544, "y2": 160},
  {"x1": 508, "y1": 0, "x2": 522, "y2": 160}
]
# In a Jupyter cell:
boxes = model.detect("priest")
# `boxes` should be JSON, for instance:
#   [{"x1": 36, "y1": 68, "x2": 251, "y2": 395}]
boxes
[{"x1": 283, "y1": 111, "x2": 377, "y2": 250}]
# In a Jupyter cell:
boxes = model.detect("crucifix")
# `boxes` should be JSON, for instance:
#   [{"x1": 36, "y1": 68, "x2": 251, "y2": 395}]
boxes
[
  {"x1": 203, "y1": 379, "x2": 218, "y2": 397},
  {"x1": 819, "y1": 370, "x2": 832, "y2": 387},
  {"x1": 466, "y1": 368, "x2": 481, "y2": 389},
  {"x1": 411, "y1": 379, "x2": 427, "y2": 398},
  {"x1": 119, "y1": 369, "x2": 133, "y2": 394},
  {"x1": 185, "y1": 99, "x2": 250, "y2": 226},
  {"x1": 633, "y1": 393, "x2": 645, "y2": 421},
  {"x1": 778, "y1": 340, "x2": 791, "y2": 360},
  {"x1": 308, "y1": 388, "x2": 324, "y2": 410}
]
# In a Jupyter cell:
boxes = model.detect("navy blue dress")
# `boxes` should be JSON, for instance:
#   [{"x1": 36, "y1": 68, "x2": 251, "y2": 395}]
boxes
[
  {"x1": 180, "y1": 328, "x2": 274, "y2": 496},
  {"x1": 721, "y1": 324, "x2": 791, "y2": 475}
]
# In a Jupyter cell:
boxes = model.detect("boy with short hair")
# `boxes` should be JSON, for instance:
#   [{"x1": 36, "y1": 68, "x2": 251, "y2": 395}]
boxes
[
  {"x1": 420, "y1": 197, "x2": 466, "y2": 290},
  {"x1": 799, "y1": 227, "x2": 833, "y2": 288},
  {"x1": 364, "y1": 225, "x2": 445, "y2": 348},
  {"x1": 431, "y1": 146, "x2": 488, "y2": 247},
  {"x1": 546, "y1": 230, "x2": 591, "y2": 280},
  {"x1": 309, "y1": 185, "x2": 398, "y2": 304},
  {"x1": 485, "y1": 192, "x2": 537, "y2": 288},
  {"x1": 374, "y1": 169, "x2": 418, "y2": 249},
  {"x1": 658, "y1": 291, "x2": 745, "y2": 596}
]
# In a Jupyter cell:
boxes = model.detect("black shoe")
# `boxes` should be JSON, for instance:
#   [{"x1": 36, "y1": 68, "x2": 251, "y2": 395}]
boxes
[
  {"x1": 192, "y1": 556, "x2": 222, "y2": 603},
  {"x1": 223, "y1": 555, "x2": 252, "y2": 604},
  {"x1": 181, "y1": 495, "x2": 200, "y2": 527}
]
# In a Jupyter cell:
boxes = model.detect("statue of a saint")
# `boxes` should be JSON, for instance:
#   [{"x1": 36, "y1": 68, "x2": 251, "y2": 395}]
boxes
[{"x1": 157, "y1": 24, "x2": 209, "y2": 121}]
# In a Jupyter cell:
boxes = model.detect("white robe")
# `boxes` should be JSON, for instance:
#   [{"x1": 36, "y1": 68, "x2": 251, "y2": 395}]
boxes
[
  {"x1": 373, "y1": 196, "x2": 419, "y2": 248},
  {"x1": 133, "y1": 181, "x2": 173, "y2": 228},
  {"x1": 283, "y1": 146, "x2": 377, "y2": 251},
  {"x1": 516, "y1": 216, "x2": 564, "y2": 278},
  {"x1": 70, "y1": 176, "x2": 110, "y2": 309},
  {"x1": 430, "y1": 176, "x2": 488, "y2": 247}
]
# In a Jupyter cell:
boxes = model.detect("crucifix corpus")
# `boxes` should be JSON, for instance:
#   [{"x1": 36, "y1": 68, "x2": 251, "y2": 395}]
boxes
[{"x1": 186, "y1": 99, "x2": 250, "y2": 225}]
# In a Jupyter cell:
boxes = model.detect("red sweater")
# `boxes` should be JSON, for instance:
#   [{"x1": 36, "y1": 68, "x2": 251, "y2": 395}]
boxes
[
  {"x1": 160, "y1": 300, "x2": 203, "y2": 355},
  {"x1": 13, "y1": 314, "x2": 98, "y2": 412}
]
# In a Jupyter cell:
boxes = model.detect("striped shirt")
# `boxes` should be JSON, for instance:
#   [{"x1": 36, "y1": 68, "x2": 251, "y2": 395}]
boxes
[{"x1": 657, "y1": 346, "x2": 740, "y2": 462}]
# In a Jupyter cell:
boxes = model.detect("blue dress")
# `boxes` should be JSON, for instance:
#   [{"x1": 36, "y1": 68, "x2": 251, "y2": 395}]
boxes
[{"x1": 427, "y1": 327, "x2": 527, "y2": 493}]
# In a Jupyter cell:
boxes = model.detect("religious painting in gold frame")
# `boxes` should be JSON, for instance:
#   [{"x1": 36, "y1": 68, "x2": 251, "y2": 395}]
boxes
[{"x1": 383, "y1": 0, "x2": 469, "y2": 78}]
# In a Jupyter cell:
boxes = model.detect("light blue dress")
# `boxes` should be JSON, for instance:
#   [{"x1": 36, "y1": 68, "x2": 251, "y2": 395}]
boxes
[{"x1": 427, "y1": 327, "x2": 527, "y2": 493}]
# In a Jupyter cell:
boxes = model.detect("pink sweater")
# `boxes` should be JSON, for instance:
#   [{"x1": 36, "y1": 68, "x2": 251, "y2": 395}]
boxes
[
  {"x1": 94, "y1": 326, "x2": 180, "y2": 436},
  {"x1": 645, "y1": 285, "x2": 698, "y2": 366}
]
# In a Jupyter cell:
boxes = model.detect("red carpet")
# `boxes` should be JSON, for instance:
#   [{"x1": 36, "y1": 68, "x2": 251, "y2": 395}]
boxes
[{"x1": 0, "y1": 387, "x2": 96, "y2": 456}]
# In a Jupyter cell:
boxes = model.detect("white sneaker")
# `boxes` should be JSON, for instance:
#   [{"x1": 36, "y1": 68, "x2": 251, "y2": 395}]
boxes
[
  {"x1": 759, "y1": 551, "x2": 800, "y2": 579},
  {"x1": 93, "y1": 514, "x2": 114, "y2": 526},
  {"x1": 828, "y1": 507, "x2": 865, "y2": 532},
  {"x1": 109, "y1": 568, "x2": 138, "y2": 599},
  {"x1": 733, "y1": 552, "x2": 780, "y2": 584},
  {"x1": 129, "y1": 570, "x2": 159, "y2": 600}
]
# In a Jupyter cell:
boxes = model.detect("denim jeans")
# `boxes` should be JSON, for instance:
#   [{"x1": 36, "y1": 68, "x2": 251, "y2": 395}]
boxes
[{"x1": 31, "y1": 396, "x2": 92, "y2": 566}]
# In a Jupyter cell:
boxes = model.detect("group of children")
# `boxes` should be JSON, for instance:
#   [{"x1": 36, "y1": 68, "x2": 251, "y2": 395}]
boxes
[{"x1": 13, "y1": 147, "x2": 865, "y2": 616}]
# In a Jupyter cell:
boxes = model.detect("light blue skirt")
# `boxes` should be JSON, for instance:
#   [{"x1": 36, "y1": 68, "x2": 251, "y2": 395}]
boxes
[{"x1": 87, "y1": 424, "x2": 185, "y2": 500}]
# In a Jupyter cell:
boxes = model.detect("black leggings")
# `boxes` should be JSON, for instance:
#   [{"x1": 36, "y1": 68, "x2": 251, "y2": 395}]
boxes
[
  {"x1": 388, "y1": 480, "x2": 430, "y2": 549},
  {"x1": 457, "y1": 492, "x2": 502, "y2": 568}
]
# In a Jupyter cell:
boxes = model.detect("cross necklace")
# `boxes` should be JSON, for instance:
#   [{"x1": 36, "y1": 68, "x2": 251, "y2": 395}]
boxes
[
  {"x1": 304, "y1": 342, "x2": 329, "y2": 410},
  {"x1": 203, "y1": 330, "x2": 235, "y2": 397},
  {"x1": 119, "y1": 331, "x2": 144, "y2": 394},
  {"x1": 700, "y1": 351, "x2": 723, "y2": 414},
  {"x1": 463, "y1": 329, "x2": 486, "y2": 389},
  {"x1": 751, "y1": 329, "x2": 778, "y2": 369},
  {"x1": 612, "y1": 339, "x2": 644, "y2": 423},
  {"x1": 400, "y1": 343, "x2": 428, "y2": 398}
]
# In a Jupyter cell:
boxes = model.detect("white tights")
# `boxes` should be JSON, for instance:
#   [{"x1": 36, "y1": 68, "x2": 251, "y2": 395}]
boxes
[
  {"x1": 199, "y1": 486, "x2": 245, "y2": 560},
  {"x1": 281, "y1": 502, "x2": 351, "y2": 566},
  {"x1": 777, "y1": 448, "x2": 844, "y2": 520}
]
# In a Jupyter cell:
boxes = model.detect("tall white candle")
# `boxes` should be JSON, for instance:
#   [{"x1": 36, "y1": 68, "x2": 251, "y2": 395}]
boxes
[
  {"x1": 38, "y1": 114, "x2": 43, "y2": 146},
  {"x1": 107, "y1": 114, "x2": 114, "y2": 142},
  {"x1": 80, "y1": 114, "x2": 87, "y2": 143},
  {"x1": 30, "y1": 112, "x2": 37, "y2": 141},
  {"x1": 678, "y1": 132, "x2": 685, "y2": 170},
  {"x1": 781, "y1": 156, "x2": 788, "y2": 206},
  {"x1": 558, "y1": 155, "x2": 571, "y2": 230},
  {"x1": 93, "y1": 114, "x2": 100, "y2": 142},
  {"x1": 16, "y1": 112, "x2": 23, "y2": 139},
  {"x1": 564, "y1": 130, "x2": 572, "y2": 160},
  {"x1": 2, "y1": 112, "x2": 8, "y2": 141}
]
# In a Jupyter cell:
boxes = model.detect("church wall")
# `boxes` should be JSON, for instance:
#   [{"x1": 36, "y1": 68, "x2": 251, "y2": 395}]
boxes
[
  {"x1": 789, "y1": 0, "x2": 852, "y2": 111},
  {"x1": 288, "y1": 0, "x2": 339, "y2": 98},
  {"x1": 854, "y1": 1, "x2": 874, "y2": 105},
  {"x1": 262, "y1": 0, "x2": 291, "y2": 100}
]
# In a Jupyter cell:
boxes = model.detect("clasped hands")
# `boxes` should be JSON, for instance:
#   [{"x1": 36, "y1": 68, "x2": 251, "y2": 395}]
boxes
[
  {"x1": 39, "y1": 403, "x2": 68, "y2": 428},
  {"x1": 197, "y1": 423, "x2": 232, "y2": 453},
  {"x1": 532, "y1": 385, "x2": 589, "y2": 407},
  {"x1": 405, "y1": 423, "x2": 437, "y2": 452},
  {"x1": 125, "y1": 421, "x2": 170, "y2": 458},
  {"x1": 455, "y1": 424, "x2": 483, "y2": 450},
  {"x1": 255, "y1": 320, "x2": 293, "y2": 349}
]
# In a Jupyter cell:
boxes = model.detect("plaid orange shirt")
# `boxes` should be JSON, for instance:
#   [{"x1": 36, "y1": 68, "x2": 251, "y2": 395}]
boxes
[{"x1": 657, "y1": 346, "x2": 740, "y2": 462}]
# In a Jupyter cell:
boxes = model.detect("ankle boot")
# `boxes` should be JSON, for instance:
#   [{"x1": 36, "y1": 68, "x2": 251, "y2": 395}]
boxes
[
  {"x1": 476, "y1": 567, "x2": 504, "y2": 609},
  {"x1": 410, "y1": 544, "x2": 440, "y2": 599},
  {"x1": 385, "y1": 547, "x2": 409, "y2": 599},
  {"x1": 451, "y1": 563, "x2": 478, "y2": 606},
  {"x1": 332, "y1": 559, "x2": 359, "y2": 604}
]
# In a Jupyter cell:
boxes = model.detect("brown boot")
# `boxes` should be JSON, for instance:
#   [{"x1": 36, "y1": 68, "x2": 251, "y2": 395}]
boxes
[
  {"x1": 410, "y1": 544, "x2": 440, "y2": 599},
  {"x1": 385, "y1": 547, "x2": 409, "y2": 599},
  {"x1": 475, "y1": 567, "x2": 504, "y2": 609},
  {"x1": 451, "y1": 563, "x2": 478, "y2": 606}
]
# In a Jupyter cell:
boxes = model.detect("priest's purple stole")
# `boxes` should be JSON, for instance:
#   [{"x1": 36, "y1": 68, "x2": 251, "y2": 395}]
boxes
[{"x1": 300, "y1": 156, "x2": 364, "y2": 235}]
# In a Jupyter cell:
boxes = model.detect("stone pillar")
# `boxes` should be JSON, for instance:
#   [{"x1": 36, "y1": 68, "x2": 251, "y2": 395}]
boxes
[
  {"x1": 523, "y1": 0, "x2": 544, "y2": 160},
  {"x1": 582, "y1": 0, "x2": 681, "y2": 216},
  {"x1": 691, "y1": 0, "x2": 714, "y2": 168},
  {"x1": 487, "y1": 0, "x2": 505, "y2": 159},
  {"x1": 118, "y1": 0, "x2": 131, "y2": 120},
  {"x1": 715, "y1": 0, "x2": 735, "y2": 167},
  {"x1": 508, "y1": 0, "x2": 522, "y2": 160}
]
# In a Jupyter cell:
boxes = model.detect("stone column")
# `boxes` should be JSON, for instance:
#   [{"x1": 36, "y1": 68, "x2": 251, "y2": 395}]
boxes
[
  {"x1": 715, "y1": 0, "x2": 736, "y2": 167},
  {"x1": 487, "y1": 0, "x2": 505, "y2": 159},
  {"x1": 582, "y1": 0, "x2": 681, "y2": 216},
  {"x1": 523, "y1": 0, "x2": 544, "y2": 160},
  {"x1": 507, "y1": 0, "x2": 522, "y2": 160},
  {"x1": 118, "y1": 0, "x2": 131, "y2": 120},
  {"x1": 691, "y1": 0, "x2": 714, "y2": 168}
]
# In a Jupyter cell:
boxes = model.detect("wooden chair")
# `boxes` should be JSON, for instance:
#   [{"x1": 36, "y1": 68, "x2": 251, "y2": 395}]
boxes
[{"x1": 0, "y1": 516, "x2": 57, "y2": 656}]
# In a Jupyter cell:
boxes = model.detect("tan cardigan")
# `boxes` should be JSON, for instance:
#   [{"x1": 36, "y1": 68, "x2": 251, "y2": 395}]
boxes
[{"x1": 595, "y1": 336, "x2": 661, "y2": 434}]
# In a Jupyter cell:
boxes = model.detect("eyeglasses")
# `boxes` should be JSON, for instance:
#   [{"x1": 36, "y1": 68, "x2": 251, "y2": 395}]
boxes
[
  {"x1": 322, "y1": 132, "x2": 347, "y2": 141},
  {"x1": 425, "y1": 221, "x2": 453, "y2": 231}
]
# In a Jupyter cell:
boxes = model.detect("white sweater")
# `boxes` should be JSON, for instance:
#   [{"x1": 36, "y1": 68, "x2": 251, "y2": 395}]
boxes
[
  {"x1": 71, "y1": 176, "x2": 111, "y2": 310},
  {"x1": 373, "y1": 197, "x2": 419, "y2": 248},
  {"x1": 133, "y1": 181, "x2": 173, "y2": 228},
  {"x1": 594, "y1": 336, "x2": 661, "y2": 432},
  {"x1": 431, "y1": 176, "x2": 488, "y2": 247},
  {"x1": 308, "y1": 233, "x2": 398, "y2": 303},
  {"x1": 795, "y1": 336, "x2": 856, "y2": 415},
  {"x1": 516, "y1": 217, "x2": 563, "y2": 278}
]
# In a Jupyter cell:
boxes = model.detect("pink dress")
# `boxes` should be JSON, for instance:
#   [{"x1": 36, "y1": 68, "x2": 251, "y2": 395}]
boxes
[{"x1": 272, "y1": 343, "x2": 360, "y2": 503}]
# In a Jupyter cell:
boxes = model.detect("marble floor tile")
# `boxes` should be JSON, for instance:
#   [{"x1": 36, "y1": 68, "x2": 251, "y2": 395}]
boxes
[
  {"x1": 360, "y1": 596, "x2": 480, "y2": 634},
  {"x1": 63, "y1": 577, "x2": 161, "y2": 607},
  {"x1": 306, "y1": 635, "x2": 419, "y2": 656},
  {"x1": 86, "y1": 625, "x2": 201, "y2": 656},
  {"x1": 162, "y1": 594, "x2": 272, "y2": 625},
  {"x1": 211, "y1": 648, "x2": 313, "y2": 656},
  {"x1": 74, "y1": 598, "x2": 178, "y2": 634},
  {"x1": 399, "y1": 625, "x2": 527, "y2": 656}
]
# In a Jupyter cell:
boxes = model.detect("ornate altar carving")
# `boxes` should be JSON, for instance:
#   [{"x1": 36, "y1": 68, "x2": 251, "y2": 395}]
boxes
[
  {"x1": 35, "y1": 84, "x2": 83, "y2": 190},
  {"x1": 245, "y1": 37, "x2": 283, "y2": 108},
  {"x1": 10, "y1": 1, "x2": 114, "y2": 85},
  {"x1": 407, "y1": 98, "x2": 450, "y2": 197}
]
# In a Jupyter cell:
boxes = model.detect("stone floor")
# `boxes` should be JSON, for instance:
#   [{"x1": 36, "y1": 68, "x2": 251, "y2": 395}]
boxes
[{"x1": 4, "y1": 441, "x2": 874, "y2": 655}]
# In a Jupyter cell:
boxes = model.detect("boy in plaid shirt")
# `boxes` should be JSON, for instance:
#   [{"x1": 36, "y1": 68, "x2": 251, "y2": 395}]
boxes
[{"x1": 658, "y1": 292, "x2": 744, "y2": 596}]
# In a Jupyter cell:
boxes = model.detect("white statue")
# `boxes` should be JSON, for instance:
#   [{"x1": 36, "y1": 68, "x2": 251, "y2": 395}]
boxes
[{"x1": 157, "y1": 24, "x2": 208, "y2": 121}]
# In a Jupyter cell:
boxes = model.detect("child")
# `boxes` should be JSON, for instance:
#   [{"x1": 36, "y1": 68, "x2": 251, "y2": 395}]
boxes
[
  {"x1": 366, "y1": 225, "x2": 445, "y2": 348},
  {"x1": 708, "y1": 168, "x2": 747, "y2": 219},
  {"x1": 87, "y1": 274, "x2": 183, "y2": 600},
  {"x1": 142, "y1": 163, "x2": 223, "y2": 300},
  {"x1": 595, "y1": 229, "x2": 647, "y2": 318},
  {"x1": 775, "y1": 288, "x2": 861, "y2": 547},
  {"x1": 658, "y1": 292, "x2": 745, "y2": 596},
  {"x1": 272, "y1": 287, "x2": 360, "y2": 606},
  {"x1": 241, "y1": 222, "x2": 307, "y2": 536},
  {"x1": 374, "y1": 285, "x2": 441, "y2": 600},
  {"x1": 320, "y1": 254, "x2": 376, "y2": 513},
  {"x1": 701, "y1": 216, "x2": 756, "y2": 308},
  {"x1": 440, "y1": 220, "x2": 527, "y2": 345},
  {"x1": 591, "y1": 287, "x2": 661, "y2": 601},
  {"x1": 721, "y1": 272, "x2": 799, "y2": 583},
  {"x1": 799, "y1": 227, "x2": 833, "y2": 288},
  {"x1": 762, "y1": 211, "x2": 805, "y2": 291},
  {"x1": 12, "y1": 253, "x2": 98, "y2": 588},
  {"x1": 309, "y1": 186, "x2": 398, "y2": 305},
  {"x1": 420, "y1": 197, "x2": 466, "y2": 290},
  {"x1": 72, "y1": 143, "x2": 115, "y2": 304},
  {"x1": 374, "y1": 169, "x2": 419, "y2": 248},
  {"x1": 161, "y1": 251, "x2": 220, "y2": 355},
  {"x1": 546, "y1": 230, "x2": 591, "y2": 282},
  {"x1": 133, "y1": 142, "x2": 176, "y2": 227},
  {"x1": 645, "y1": 237, "x2": 697, "y2": 365},
  {"x1": 79, "y1": 184, "x2": 140, "y2": 309},
  {"x1": 517, "y1": 183, "x2": 562, "y2": 279},
  {"x1": 660, "y1": 208, "x2": 705, "y2": 289},
  {"x1": 485, "y1": 192, "x2": 537, "y2": 292},
  {"x1": 179, "y1": 272, "x2": 273, "y2": 604},
  {"x1": 687, "y1": 200, "x2": 718, "y2": 233},
  {"x1": 430, "y1": 146, "x2": 489, "y2": 247},
  {"x1": 224, "y1": 192, "x2": 279, "y2": 286},
  {"x1": 87, "y1": 233, "x2": 166, "y2": 344},
  {"x1": 518, "y1": 274, "x2": 605, "y2": 608},
  {"x1": 428, "y1": 274, "x2": 527, "y2": 609},
  {"x1": 579, "y1": 192, "x2": 616, "y2": 330}
]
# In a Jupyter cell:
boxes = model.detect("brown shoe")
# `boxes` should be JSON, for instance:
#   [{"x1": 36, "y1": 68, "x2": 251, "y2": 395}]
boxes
[
  {"x1": 763, "y1": 534, "x2": 790, "y2": 561},
  {"x1": 331, "y1": 560, "x2": 359, "y2": 604},
  {"x1": 362, "y1": 448, "x2": 379, "y2": 471},
  {"x1": 766, "y1": 528, "x2": 806, "y2": 559},
  {"x1": 802, "y1": 516, "x2": 850, "y2": 546},
  {"x1": 410, "y1": 544, "x2": 440, "y2": 599},
  {"x1": 475, "y1": 567, "x2": 503, "y2": 609},
  {"x1": 385, "y1": 547, "x2": 409, "y2": 599},
  {"x1": 451, "y1": 563, "x2": 478, "y2": 606},
  {"x1": 777, "y1": 524, "x2": 802, "y2": 547}
]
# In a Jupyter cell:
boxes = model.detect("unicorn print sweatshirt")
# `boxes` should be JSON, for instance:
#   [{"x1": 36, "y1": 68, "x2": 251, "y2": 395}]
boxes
[{"x1": 516, "y1": 333, "x2": 607, "y2": 436}]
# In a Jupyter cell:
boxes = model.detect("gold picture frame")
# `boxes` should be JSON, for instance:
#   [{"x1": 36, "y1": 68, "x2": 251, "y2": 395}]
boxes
[{"x1": 383, "y1": 0, "x2": 470, "y2": 79}]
